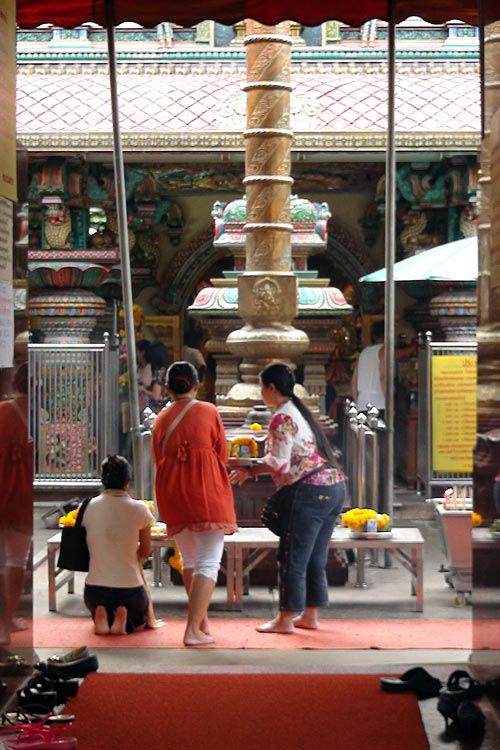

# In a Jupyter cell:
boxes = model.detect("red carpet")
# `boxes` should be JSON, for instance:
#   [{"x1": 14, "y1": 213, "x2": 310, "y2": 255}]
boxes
[
  {"x1": 11, "y1": 616, "x2": 477, "y2": 649},
  {"x1": 59, "y1": 673, "x2": 429, "y2": 750}
]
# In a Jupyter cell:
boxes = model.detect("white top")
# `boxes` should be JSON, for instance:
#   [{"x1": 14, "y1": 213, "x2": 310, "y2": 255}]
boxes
[
  {"x1": 83, "y1": 490, "x2": 153, "y2": 588},
  {"x1": 355, "y1": 343, "x2": 385, "y2": 411},
  {"x1": 182, "y1": 345, "x2": 205, "y2": 370}
]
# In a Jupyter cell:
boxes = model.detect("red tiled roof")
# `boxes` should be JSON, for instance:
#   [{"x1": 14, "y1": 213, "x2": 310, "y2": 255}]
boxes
[{"x1": 16, "y1": 72, "x2": 480, "y2": 135}]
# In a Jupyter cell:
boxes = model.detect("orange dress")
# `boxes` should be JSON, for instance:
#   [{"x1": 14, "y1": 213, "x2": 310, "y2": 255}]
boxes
[
  {"x1": 0, "y1": 396, "x2": 33, "y2": 532},
  {"x1": 152, "y1": 400, "x2": 237, "y2": 535}
]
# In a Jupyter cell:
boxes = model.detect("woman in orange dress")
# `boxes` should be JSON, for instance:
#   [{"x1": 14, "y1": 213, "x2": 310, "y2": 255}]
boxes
[
  {"x1": 0, "y1": 363, "x2": 33, "y2": 645},
  {"x1": 152, "y1": 361, "x2": 236, "y2": 646}
]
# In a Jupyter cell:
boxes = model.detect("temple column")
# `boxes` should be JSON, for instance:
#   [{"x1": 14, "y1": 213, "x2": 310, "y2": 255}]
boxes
[
  {"x1": 219, "y1": 21, "x2": 308, "y2": 408},
  {"x1": 473, "y1": 15, "x2": 500, "y2": 653},
  {"x1": 477, "y1": 19, "x2": 500, "y2": 433}
]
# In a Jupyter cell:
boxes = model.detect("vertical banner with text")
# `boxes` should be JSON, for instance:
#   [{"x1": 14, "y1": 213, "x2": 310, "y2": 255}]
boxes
[
  {"x1": 431, "y1": 354, "x2": 477, "y2": 473},
  {"x1": 0, "y1": 0, "x2": 17, "y2": 202}
]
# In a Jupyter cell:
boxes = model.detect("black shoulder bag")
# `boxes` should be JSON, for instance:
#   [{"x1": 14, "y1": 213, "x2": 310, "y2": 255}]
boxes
[
  {"x1": 261, "y1": 465, "x2": 328, "y2": 537},
  {"x1": 57, "y1": 497, "x2": 92, "y2": 571}
]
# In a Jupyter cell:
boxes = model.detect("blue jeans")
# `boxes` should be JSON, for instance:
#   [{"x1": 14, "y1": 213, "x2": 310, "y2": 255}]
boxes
[{"x1": 278, "y1": 481, "x2": 346, "y2": 612}]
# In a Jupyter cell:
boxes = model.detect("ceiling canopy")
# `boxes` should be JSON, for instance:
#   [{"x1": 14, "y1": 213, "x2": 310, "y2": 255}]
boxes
[{"x1": 16, "y1": 1, "x2": 488, "y2": 30}]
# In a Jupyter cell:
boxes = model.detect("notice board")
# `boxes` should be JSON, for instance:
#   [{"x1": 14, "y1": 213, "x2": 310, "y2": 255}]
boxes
[{"x1": 431, "y1": 353, "x2": 477, "y2": 473}]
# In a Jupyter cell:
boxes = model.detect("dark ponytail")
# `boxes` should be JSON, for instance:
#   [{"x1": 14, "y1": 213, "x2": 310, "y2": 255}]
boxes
[{"x1": 260, "y1": 362, "x2": 342, "y2": 471}]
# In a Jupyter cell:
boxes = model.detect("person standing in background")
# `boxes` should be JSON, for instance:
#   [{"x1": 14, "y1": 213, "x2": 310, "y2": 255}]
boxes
[
  {"x1": 142, "y1": 342, "x2": 171, "y2": 413},
  {"x1": 136, "y1": 339, "x2": 153, "y2": 415},
  {"x1": 350, "y1": 320, "x2": 385, "y2": 415}
]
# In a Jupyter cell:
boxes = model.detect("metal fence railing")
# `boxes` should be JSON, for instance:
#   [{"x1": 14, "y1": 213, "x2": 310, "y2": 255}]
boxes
[
  {"x1": 343, "y1": 399, "x2": 387, "y2": 513},
  {"x1": 29, "y1": 334, "x2": 119, "y2": 488}
]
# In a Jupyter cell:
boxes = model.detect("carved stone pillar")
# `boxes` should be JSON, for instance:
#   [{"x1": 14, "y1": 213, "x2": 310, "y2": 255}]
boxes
[
  {"x1": 477, "y1": 20, "x2": 500, "y2": 434},
  {"x1": 474, "y1": 16, "x2": 500, "y2": 651},
  {"x1": 220, "y1": 21, "x2": 308, "y2": 409}
]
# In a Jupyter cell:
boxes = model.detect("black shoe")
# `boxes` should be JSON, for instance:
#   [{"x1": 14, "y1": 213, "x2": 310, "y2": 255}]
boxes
[
  {"x1": 37, "y1": 648, "x2": 98, "y2": 679},
  {"x1": 484, "y1": 675, "x2": 500, "y2": 697},
  {"x1": 456, "y1": 700, "x2": 486, "y2": 735},
  {"x1": 17, "y1": 685, "x2": 58, "y2": 712},
  {"x1": 438, "y1": 691, "x2": 486, "y2": 734},
  {"x1": 23, "y1": 672, "x2": 79, "y2": 704},
  {"x1": 443, "y1": 669, "x2": 483, "y2": 700},
  {"x1": 47, "y1": 646, "x2": 89, "y2": 665},
  {"x1": 380, "y1": 667, "x2": 442, "y2": 699}
]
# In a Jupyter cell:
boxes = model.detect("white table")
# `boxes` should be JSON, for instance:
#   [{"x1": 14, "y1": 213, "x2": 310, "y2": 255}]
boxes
[
  {"x1": 223, "y1": 526, "x2": 424, "y2": 611},
  {"x1": 47, "y1": 526, "x2": 424, "y2": 612}
]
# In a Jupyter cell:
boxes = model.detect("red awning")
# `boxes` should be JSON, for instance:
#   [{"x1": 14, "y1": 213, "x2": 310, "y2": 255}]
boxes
[{"x1": 16, "y1": 1, "x2": 487, "y2": 30}]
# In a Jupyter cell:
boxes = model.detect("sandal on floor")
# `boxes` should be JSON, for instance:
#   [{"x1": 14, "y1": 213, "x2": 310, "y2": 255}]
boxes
[
  {"x1": 0, "y1": 721, "x2": 77, "y2": 749},
  {"x1": 380, "y1": 667, "x2": 442, "y2": 699}
]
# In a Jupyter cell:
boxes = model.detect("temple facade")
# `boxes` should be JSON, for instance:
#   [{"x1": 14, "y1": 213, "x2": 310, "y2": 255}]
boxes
[{"x1": 16, "y1": 18, "x2": 479, "y2": 348}]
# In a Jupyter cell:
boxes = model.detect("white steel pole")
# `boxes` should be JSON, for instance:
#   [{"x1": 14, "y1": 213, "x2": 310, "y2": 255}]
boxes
[
  {"x1": 384, "y1": 4, "x2": 397, "y2": 518},
  {"x1": 105, "y1": 0, "x2": 141, "y2": 471}
]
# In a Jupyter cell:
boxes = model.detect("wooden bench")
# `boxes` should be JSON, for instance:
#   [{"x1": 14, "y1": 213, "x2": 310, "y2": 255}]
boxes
[
  {"x1": 223, "y1": 526, "x2": 424, "y2": 611},
  {"x1": 47, "y1": 526, "x2": 424, "y2": 612}
]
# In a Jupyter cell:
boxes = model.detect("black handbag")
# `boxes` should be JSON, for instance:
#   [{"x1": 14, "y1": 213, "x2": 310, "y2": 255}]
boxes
[
  {"x1": 57, "y1": 497, "x2": 92, "y2": 571},
  {"x1": 261, "y1": 465, "x2": 330, "y2": 537},
  {"x1": 261, "y1": 484, "x2": 295, "y2": 536}
]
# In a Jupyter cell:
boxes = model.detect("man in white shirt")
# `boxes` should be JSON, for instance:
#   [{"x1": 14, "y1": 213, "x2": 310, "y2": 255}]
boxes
[{"x1": 350, "y1": 321, "x2": 385, "y2": 414}]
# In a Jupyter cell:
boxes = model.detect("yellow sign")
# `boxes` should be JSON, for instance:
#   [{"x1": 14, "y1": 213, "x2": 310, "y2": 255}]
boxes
[
  {"x1": 0, "y1": 0, "x2": 17, "y2": 202},
  {"x1": 431, "y1": 354, "x2": 477, "y2": 473}
]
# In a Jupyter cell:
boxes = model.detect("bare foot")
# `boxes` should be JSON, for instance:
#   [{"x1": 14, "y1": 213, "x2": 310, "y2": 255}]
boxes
[
  {"x1": 256, "y1": 618, "x2": 294, "y2": 634},
  {"x1": 201, "y1": 616, "x2": 211, "y2": 636},
  {"x1": 293, "y1": 615, "x2": 318, "y2": 630},
  {"x1": 110, "y1": 606, "x2": 127, "y2": 635},
  {"x1": 146, "y1": 618, "x2": 166, "y2": 629},
  {"x1": 94, "y1": 605, "x2": 110, "y2": 635},
  {"x1": 10, "y1": 617, "x2": 29, "y2": 632},
  {"x1": 183, "y1": 630, "x2": 215, "y2": 647}
]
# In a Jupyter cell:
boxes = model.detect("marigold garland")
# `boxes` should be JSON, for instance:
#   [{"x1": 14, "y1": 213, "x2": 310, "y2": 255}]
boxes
[
  {"x1": 230, "y1": 436, "x2": 258, "y2": 458},
  {"x1": 341, "y1": 508, "x2": 392, "y2": 531}
]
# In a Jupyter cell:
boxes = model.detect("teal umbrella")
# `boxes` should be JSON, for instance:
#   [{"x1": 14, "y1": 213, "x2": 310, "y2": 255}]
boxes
[{"x1": 359, "y1": 236, "x2": 478, "y2": 283}]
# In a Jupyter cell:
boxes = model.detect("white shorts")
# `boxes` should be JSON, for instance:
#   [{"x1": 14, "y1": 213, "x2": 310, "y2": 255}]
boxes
[{"x1": 174, "y1": 528, "x2": 225, "y2": 582}]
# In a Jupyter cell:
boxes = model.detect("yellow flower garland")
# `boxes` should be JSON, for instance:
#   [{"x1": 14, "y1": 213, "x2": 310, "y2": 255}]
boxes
[
  {"x1": 230, "y1": 436, "x2": 258, "y2": 458},
  {"x1": 341, "y1": 508, "x2": 392, "y2": 531}
]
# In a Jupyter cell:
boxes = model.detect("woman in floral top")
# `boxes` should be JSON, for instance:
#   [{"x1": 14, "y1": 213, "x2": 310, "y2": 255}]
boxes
[{"x1": 230, "y1": 362, "x2": 346, "y2": 634}]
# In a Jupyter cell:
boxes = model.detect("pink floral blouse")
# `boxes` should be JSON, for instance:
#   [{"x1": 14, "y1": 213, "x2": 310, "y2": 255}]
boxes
[{"x1": 263, "y1": 401, "x2": 345, "y2": 488}]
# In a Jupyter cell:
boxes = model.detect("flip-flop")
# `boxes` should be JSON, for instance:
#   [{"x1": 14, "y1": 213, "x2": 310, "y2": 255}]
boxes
[
  {"x1": 0, "y1": 719, "x2": 77, "y2": 749},
  {"x1": 380, "y1": 667, "x2": 442, "y2": 698}
]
